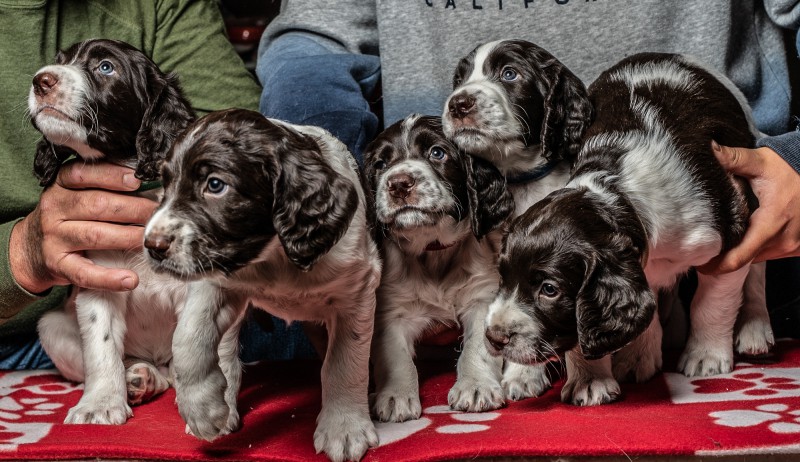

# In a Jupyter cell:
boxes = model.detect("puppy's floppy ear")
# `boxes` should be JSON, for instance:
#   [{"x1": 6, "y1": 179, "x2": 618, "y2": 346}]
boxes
[
  {"x1": 272, "y1": 133, "x2": 359, "y2": 271},
  {"x1": 540, "y1": 64, "x2": 592, "y2": 164},
  {"x1": 465, "y1": 154, "x2": 514, "y2": 239},
  {"x1": 33, "y1": 139, "x2": 74, "y2": 187},
  {"x1": 576, "y1": 235, "x2": 656, "y2": 359},
  {"x1": 135, "y1": 72, "x2": 195, "y2": 181},
  {"x1": 359, "y1": 142, "x2": 383, "y2": 245}
]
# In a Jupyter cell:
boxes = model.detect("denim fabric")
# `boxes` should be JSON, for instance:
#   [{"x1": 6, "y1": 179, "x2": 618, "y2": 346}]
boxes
[
  {"x1": 238, "y1": 311, "x2": 318, "y2": 363},
  {"x1": 0, "y1": 334, "x2": 53, "y2": 370},
  {"x1": 257, "y1": 33, "x2": 381, "y2": 166}
]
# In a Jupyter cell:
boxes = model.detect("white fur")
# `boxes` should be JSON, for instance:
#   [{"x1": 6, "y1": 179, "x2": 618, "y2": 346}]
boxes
[{"x1": 152, "y1": 121, "x2": 382, "y2": 462}]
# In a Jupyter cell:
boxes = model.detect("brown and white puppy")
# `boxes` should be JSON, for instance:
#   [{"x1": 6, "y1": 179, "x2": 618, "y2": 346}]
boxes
[
  {"x1": 32, "y1": 39, "x2": 195, "y2": 424},
  {"x1": 441, "y1": 39, "x2": 594, "y2": 400},
  {"x1": 442, "y1": 39, "x2": 593, "y2": 217},
  {"x1": 363, "y1": 115, "x2": 516, "y2": 421},
  {"x1": 144, "y1": 109, "x2": 381, "y2": 462},
  {"x1": 484, "y1": 53, "x2": 772, "y2": 406}
]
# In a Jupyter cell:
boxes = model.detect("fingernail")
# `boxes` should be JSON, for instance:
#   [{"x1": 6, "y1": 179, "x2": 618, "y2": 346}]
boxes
[
  {"x1": 123, "y1": 173, "x2": 141, "y2": 190},
  {"x1": 711, "y1": 140, "x2": 721, "y2": 152},
  {"x1": 121, "y1": 277, "x2": 136, "y2": 291}
]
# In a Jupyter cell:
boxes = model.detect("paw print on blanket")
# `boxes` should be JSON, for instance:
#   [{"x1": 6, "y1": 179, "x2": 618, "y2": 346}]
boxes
[
  {"x1": 711, "y1": 403, "x2": 800, "y2": 434},
  {"x1": 0, "y1": 370, "x2": 81, "y2": 450},
  {"x1": 374, "y1": 404, "x2": 502, "y2": 447},
  {"x1": 665, "y1": 366, "x2": 800, "y2": 404}
]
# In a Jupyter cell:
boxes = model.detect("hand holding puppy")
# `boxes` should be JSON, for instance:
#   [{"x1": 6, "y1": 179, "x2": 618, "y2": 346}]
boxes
[
  {"x1": 701, "y1": 142, "x2": 800, "y2": 274},
  {"x1": 10, "y1": 160, "x2": 157, "y2": 294}
]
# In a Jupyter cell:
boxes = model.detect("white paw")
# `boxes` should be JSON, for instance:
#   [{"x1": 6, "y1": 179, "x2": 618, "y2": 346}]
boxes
[
  {"x1": 176, "y1": 369, "x2": 233, "y2": 441},
  {"x1": 65, "y1": 394, "x2": 132, "y2": 425},
  {"x1": 561, "y1": 375, "x2": 620, "y2": 406},
  {"x1": 370, "y1": 389, "x2": 421, "y2": 422},
  {"x1": 126, "y1": 362, "x2": 170, "y2": 406},
  {"x1": 735, "y1": 317, "x2": 775, "y2": 357},
  {"x1": 448, "y1": 377, "x2": 505, "y2": 412},
  {"x1": 613, "y1": 347, "x2": 662, "y2": 383},
  {"x1": 314, "y1": 408, "x2": 377, "y2": 462},
  {"x1": 678, "y1": 341, "x2": 734, "y2": 377},
  {"x1": 501, "y1": 363, "x2": 551, "y2": 401}
]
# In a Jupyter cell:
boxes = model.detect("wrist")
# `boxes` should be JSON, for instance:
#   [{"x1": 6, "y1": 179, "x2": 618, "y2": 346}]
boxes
[{"x1": 9, "y1": 215, "x2": 52, "y2": 295}]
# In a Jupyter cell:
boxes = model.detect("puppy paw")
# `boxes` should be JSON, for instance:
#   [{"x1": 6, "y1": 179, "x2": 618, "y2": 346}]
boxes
[
  {"x1": 126, "y1": 362, "x2": 171, "y2": 406},
  {"x1": 314, "y1": 408, "x2": 377, "y2": 462},
  {"x1": 448, "y1": 377, "x2": 505, "y2": 412},
  {"x1": 735, "y1": 317, "x2": 775, "y2": 357},
  {"x1": 561, "y1": 375, "x2": 620, "y2": 406},
  {"x1": 65, "y1": 394, "x2": 132, "y2": 425},
  {"x1": 502, "y1": 363, "x2": 551, "y2": 401},
  {"x1": 678, "y1": 342, "x2": 734, "y2": 377},
  {"x1": 612, "y1": 347, "x2": 662, "y2": 383},
  {"x1": 370, "y1": 389, "x2": 421, "y2": 422},
  {"x1": 176, "y1": 369, "x2": 231, "y2": 441}
]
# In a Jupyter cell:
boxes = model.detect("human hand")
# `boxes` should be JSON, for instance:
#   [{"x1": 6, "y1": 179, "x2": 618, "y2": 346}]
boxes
[
  {"x1": 9, "y1": 161, "x2": 158, "y2": 294},
  {"x1": 699, "y1": 141, "x2": 800, "y2": 274}
]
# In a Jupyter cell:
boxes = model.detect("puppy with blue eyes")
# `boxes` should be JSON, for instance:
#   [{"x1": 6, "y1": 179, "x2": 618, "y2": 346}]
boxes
[{"x1": 362, "y1": 114, "x2": 519, "y2": 421}]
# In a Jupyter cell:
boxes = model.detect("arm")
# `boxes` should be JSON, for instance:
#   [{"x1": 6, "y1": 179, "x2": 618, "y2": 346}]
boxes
[
  {"x1": 700, "y1": 138, "x2": 800, "y2": 273},
  {"x1": 256, "y1": 0, "x2": 381, "y2": 164},
  {"x1": 152, "y1": 0, "x2": 262, "y2": 113},
  {"x1": 763, "y1": 0, "x2": 800, "y2": 28}
]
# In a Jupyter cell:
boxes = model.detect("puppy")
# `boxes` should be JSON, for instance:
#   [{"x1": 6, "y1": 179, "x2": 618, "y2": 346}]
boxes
[
  {"x1": 32, "y1": 39, "x2": 195, "y2": 424},
  {"x1": 484, "y1": 53, "x2": 771, "y2": 407},
  {"x1": 441, "y1": 39, "x2": 594, "y2": 400},
  {"x1": 362, "y1": 115, "x2": 515, "y2": 421},
  {"x1": 144, "y1": 109, "x2": 381, "y2": 462},
  {"x1": 442, "y1": 39, "x2": 593, "y2": 217}
]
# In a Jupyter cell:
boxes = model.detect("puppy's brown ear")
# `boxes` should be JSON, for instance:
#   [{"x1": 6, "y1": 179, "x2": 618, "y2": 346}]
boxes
[
  {"x1": 465, "y1": 154, "x2": 514, "y2": 239},
  {"x1": 272, "y1": 135, "x2": 358, "y2": 271},
  {"x1": 135, "y1": 72, "x2": 195, "y2": 181},
  {"x1": 576, "y1": 235, "x2": 656, "y2": 359},
  {"x1": 33, "y1": 139, "x2": 74, "y2": 187},
  {"x1": 540, "y1": 64, "x2": 592, "y2": 164}
]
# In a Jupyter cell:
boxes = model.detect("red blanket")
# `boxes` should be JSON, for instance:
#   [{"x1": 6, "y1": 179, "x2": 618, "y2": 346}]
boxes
[{"x1": 2, "y1": 341, "x2": 800, "y2": 461}]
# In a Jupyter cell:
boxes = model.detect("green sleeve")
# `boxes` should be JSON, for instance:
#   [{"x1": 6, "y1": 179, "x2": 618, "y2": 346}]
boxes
[
  {"x1": 152, "y1": 0, "x2": 262, "y2": 115},
  {"x1": 0, "y1": 219, "x2": 68, "y2": 336},
  {"x1": 0, "y1": 220, "x2": 39, "y2": 321}
]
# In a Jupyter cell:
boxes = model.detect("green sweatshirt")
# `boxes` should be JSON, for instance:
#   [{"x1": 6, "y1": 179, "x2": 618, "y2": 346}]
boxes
[{"x1": 0, "y1": 0, "x2": 262, "y2": 336}]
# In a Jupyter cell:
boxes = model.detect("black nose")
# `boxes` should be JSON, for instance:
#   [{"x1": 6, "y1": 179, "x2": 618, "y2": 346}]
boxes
[
  {"x1": 485, "y1": 326, "x2": 512, "y2": 352},
  {"x1": 387, "y1": 173, "x2": 415, "y2": 199},
  {"x1": 144, "y1": 234, "x2": 173, "y2": 262},
  {"x1": 448, "y1": 93, "x2": 476, "y2": 119},
  {"x1": 33, "y1": 72, "x2": 59, "y2": 97}
]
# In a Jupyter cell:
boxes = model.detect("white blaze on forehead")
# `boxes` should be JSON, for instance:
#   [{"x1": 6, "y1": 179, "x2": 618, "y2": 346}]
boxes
[{"x1": 464, "y1": 40, "x2": 503, "y2": 85}]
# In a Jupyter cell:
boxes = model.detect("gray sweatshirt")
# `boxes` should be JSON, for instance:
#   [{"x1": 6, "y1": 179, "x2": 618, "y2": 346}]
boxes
[{"x1": 260, "y1": 0, "x2": 800, "y2": 137}]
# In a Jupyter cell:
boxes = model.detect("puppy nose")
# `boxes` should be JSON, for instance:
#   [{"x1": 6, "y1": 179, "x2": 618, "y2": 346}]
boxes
[
  {"x1": 144, "y1": 234, "x2": 173, "y2": 262},
  {"x1": 448, "y1": 93, "x2": 476, "y2": 119},
  {"x1": 387, "y1": 173, "x2": 415, "y2": 199},
  {"x1": 33, "y1": 72, "x2": 59, "y2": 96},
  {"x1": 485, "y1": 326, "x2": 512, "y2": 352}
]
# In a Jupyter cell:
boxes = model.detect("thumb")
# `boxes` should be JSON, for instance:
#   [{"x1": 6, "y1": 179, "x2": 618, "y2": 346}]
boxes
[{"x1": 712, "y1": 141, "x2": 764, "y2": 179}]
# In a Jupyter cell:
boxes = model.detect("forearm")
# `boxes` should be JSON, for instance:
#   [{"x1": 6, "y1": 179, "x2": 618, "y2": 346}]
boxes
[
  {"x1": 0, "y1": 220, "x2": 41, "y2": 322},
  {"x1": 758, "y1": 131, "x2": 800, "y2": 173}
]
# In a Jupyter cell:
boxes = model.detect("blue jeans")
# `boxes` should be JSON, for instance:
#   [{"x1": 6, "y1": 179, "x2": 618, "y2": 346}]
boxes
[{"x1": 0, "y1": 314, "x2": 315, "y2": 370}]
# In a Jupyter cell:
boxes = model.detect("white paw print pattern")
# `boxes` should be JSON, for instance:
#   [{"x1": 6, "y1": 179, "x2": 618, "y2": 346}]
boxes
[
  {"x1": 0, "y1": 370, "x2": 81, "y2": 451},
  {"x1": 711, "y1": 403, "x2": 800, "y2": 434},
  {"x1": 374, "y1": 404, "x2": 502, "y2": 447}
]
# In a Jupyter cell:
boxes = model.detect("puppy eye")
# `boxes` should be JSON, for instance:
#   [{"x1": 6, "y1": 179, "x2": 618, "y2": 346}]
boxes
[
  {"x1": 373, "y1": 159, "x2": 386, "y2": 170},
  {"x1": 206, "y1": 177, "x2": 227, "y2": 195},
  {"x1": 501, "y1": 67, "x2": 518, "y2": 82},
  {"x1": 97, "y1": 60, "x2": 115, "y2": 76},
  {"x1": 539, "y1": 282, "x2": 559, "y2": 298},
  {"x1": 429, "y1": 146, "x2": 447, "y2": 161}
]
